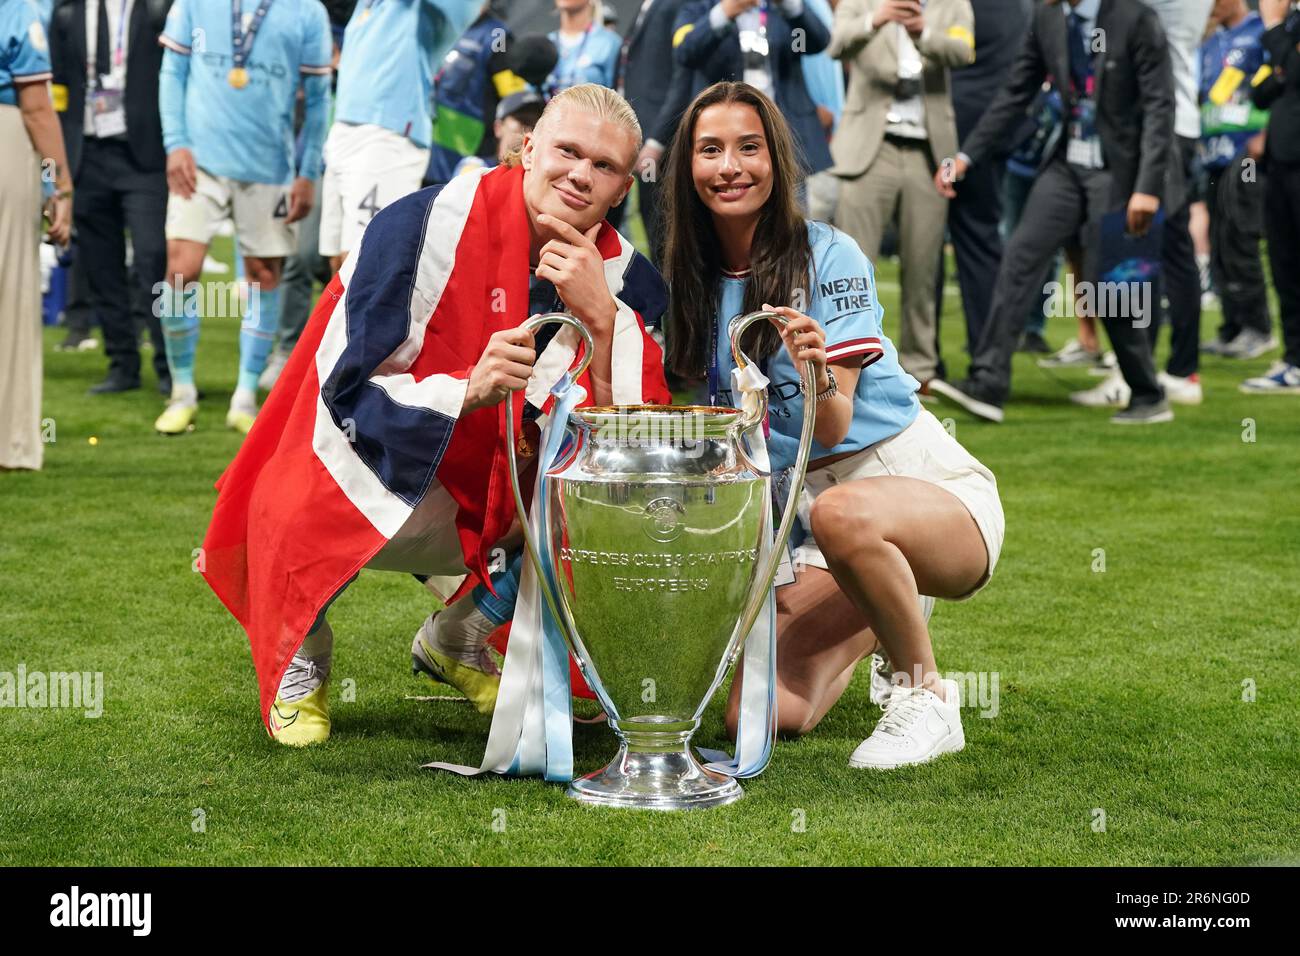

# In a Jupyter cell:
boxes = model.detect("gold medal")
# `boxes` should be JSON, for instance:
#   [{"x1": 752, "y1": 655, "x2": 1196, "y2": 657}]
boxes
[
  {"x1": 516, "y1": 433, "x2": 535, "y2": 458},
  {"x1": 228, "y1": 67, "x2": 250, "y2": 89}
]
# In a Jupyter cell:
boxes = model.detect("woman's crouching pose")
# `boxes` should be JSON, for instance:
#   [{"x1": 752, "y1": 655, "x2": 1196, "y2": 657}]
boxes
[{"x1": 661, "y1": 82, "x2": 1005, "y2": 769}]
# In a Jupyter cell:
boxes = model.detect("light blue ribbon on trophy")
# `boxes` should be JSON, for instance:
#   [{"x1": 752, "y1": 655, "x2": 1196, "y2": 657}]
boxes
[
  {"x1": 697, "y1": 362, "x2": 779, "y2": 778},
  {"x1": 424, "y1": 316, "x2": 590, "y2": 782},
  {"x1": 505, "y1": 374, "x2": 582, "y2": 781}
]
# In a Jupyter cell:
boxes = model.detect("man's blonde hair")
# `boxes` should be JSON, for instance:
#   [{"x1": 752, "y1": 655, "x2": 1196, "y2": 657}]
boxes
[{"x1": 536, "y1": 84, "x2": 642, "y2": 160}]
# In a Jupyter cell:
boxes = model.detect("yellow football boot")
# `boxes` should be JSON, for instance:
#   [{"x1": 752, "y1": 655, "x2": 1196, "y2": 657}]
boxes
[
  {"x1": 412, "y1": 623, "x2": 501, "y2": 716},
  {"x1": 154, "y1": 401, "x2": 198, "y2": 435},
  {"x1": 269, "y1": 655, "x2": 331, "y2": 746},
  {"x1": 225, "y1": 406, "x2": 257, "y2": 435}
]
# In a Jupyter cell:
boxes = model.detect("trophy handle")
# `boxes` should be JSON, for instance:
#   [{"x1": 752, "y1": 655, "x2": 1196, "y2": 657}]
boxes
[
  {"x1": 503, "y1": 312, "x2": 595, "y2": 650},
  {"x1": 709, "y1": 309, "x2": 819, "y2": 693}
]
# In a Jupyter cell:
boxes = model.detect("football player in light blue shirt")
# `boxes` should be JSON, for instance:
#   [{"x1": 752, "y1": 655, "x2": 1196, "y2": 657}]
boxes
[
  {"x1": 154, "y1": 0, "x2": 332, "y2": 436},
  {"x1": 319, "y1": 0, "x2": 479, "y2": 265},
  {"x1": 662, "y1": 82, "x2": 1004, "y2": 771},
  {"x1": 333, "y1": 0, "x2": 479, "y2": 147}
]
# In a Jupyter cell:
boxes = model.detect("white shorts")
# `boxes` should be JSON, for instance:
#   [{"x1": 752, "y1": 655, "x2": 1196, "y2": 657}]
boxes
[
  {"x1": 165, "y1": 168, "x2": 295, "y2": 258},
  {"x1": 318, "y1": 122, "x2": 431, "y2": 258},
  {"x1": 365, "y1": 481, "x2": 466, "y2": 579},
  {"x1": 792, "y1": 408, "x2": 1005, "y2": 599}
]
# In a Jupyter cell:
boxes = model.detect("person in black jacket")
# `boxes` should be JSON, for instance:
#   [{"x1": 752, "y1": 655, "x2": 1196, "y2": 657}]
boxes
[
  {"x1": 931, "y1": 0, "x2": 1180, "y2": 425},
  {"x1": 1241, "y1": 0, "x2": 1300, "y2": 394},
  {"x1": 617, "y1": 0, "x2": 692, "y2": 260},
  {"x1": 672, "y1": 0, "x2": 832, "y2": 181},
  {"x1": 939, "y1": 0, "x2": 1033, "y2": 361},
  {"x1": 48, "y1": 0, "x2": 172, "y2": 396}
]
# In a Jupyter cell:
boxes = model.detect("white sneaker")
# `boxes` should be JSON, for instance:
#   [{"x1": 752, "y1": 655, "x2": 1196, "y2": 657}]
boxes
[
  {"x1": 1223, "y1": 329, "x2": 1279, "y2": 360},
  {"x1": 1070, "y1": 371, "x2": 1131, "y2": 408},
  {"x1": 1086, "y1": 350, "x2": 1119, "y2": 377},
  {"x1": 849, "y1": 678, "x2": 965, "y2": 770},
  {"x1": 1239, "y1": 361, "x2": 1300, "y2": 395},
  {"x1": 1037, "y1": 338, "x2": 1099, "y2": 369},
  {"x1": 1158, "y1": 371, "x2": 1203, "y2": 405}
]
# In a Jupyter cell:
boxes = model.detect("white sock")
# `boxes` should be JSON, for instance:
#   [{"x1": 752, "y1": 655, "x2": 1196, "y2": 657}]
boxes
[
  {"x1": 170, "y1": 383, "x2": 198, "y2": 406},
  {"x1": 431, "y1": 599, "x2": 497, "y2": 665},
  {"x1": 300, "y1": 619, "x2": 334, "y2": 659},
  {"x1": 230, "y1": 386, "x2": 258, "y2": 414}
]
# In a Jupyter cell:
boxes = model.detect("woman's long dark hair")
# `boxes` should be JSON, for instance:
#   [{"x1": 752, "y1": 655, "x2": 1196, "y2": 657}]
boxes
[{"x1": 661, "y1": 82, "x2": 812, "y2": 379}]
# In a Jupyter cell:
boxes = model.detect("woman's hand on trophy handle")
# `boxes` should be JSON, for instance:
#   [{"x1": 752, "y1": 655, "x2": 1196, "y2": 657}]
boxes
[{"x1": 765, "y1": 304, "x2": 829, "y2": 391}]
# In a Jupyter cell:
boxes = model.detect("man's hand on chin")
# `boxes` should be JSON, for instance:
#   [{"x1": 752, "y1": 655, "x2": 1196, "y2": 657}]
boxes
[{"x1": 534, "y1": 213, "x2": 618, "y2": 335}]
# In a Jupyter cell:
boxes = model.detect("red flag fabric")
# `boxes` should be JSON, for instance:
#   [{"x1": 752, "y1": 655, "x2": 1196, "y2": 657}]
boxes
[{"x1": 201, "y1": 164, "x2": 670, "y2": 730}]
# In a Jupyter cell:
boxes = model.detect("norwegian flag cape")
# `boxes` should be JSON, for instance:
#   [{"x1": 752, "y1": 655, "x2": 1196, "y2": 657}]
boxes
[{"x1": 200, "y1": 163, "x2": 671, "y2": 731}]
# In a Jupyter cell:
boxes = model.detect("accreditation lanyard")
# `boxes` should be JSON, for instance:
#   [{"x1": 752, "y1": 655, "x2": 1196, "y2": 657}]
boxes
[
  {"x1": 231, "y1": 0, "x2": 276, "y2": 76},
  {"x1": 549, "y1": 24, "x2": 593, "y2": 97},
  {"x1": 89, "y1": 0, "x2": 131, "y2": 88}
]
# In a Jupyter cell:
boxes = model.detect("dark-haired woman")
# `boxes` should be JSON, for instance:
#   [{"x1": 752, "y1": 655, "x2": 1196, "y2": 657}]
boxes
[{"x1": 662, "y1": 82, "x2": 1004, "y2": 769}]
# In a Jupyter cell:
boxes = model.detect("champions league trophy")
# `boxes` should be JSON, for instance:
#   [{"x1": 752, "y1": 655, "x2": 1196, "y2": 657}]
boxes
[{"x1": 506, "y1": 311, "x2": 816, "y2": 809}]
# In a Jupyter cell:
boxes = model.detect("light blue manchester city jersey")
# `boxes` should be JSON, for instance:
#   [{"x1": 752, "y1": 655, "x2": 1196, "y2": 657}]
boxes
[
  {"x1": 160, "y1": 0, "x2": 332, "y2": 184},
  {"x1": 712, "y1": 220, "x2": 921, "y2": 473},
  {"x1": 333, "y1": 0, "x2": 480, "y2": 148}
]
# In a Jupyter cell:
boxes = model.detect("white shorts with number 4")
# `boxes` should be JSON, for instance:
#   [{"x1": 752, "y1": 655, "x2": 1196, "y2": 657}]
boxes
[
  {"x1": 165, "y1": 168, "x2": 296, "y2": 258},
  {"x1": 318, "y1": 121, "x2": 430, "y2": 258}
]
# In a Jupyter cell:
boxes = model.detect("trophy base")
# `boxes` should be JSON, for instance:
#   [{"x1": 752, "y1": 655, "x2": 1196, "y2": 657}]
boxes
[{"x1": 568, "y1": 722, "x2": 743, "y2": 811}]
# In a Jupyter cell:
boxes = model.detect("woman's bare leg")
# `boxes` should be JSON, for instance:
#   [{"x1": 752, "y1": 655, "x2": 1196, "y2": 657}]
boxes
[
  {"x1": 810, "y1": 476, "x2": 987, "y2": 700},
  {"x1": 725, "y1": 567, "x2": 879, "y2": 738}
]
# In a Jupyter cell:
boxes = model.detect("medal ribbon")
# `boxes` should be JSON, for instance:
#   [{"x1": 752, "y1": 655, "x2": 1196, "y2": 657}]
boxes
[{"x1": 231, "y1": 0, "x2": 276, "y2": 73}]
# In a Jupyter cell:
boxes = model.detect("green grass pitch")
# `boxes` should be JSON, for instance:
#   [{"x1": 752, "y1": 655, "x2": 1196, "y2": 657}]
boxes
[{"x1": 1, "y1": 234, "x2": 1298, "y2": 866}]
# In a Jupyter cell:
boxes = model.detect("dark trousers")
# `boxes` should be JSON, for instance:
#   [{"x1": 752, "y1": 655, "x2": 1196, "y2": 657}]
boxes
[
  {"x1": 278, "y1": 175, "x2": 328, "y2": 356},
  {"x1": 1264, "y1": 158, "x2": 1300, "y2": 367},
  {"x1": 969, "y1": 156, "x2": 1163, "y2": 406},
  {"x1": 63, "y1": 255, "x2": 97, "y2": 336},
  {"x1": 1147, "y1": 135, "x2": 1200, "y2": 378},
  {"x1": 1207, "y1": 152, "x2": 1270, "y2": 342},
  {"x1": 939, "y1": 154, "x2": 1004, "y2": 357},
  {"x1": 72, "y1": 137, "x2": 168, "y2": 382}
]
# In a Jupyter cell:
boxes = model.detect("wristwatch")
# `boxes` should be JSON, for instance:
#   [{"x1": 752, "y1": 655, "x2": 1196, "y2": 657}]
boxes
[{"x1": 814, "y1": 368, "x2": 838, "y2": 403}]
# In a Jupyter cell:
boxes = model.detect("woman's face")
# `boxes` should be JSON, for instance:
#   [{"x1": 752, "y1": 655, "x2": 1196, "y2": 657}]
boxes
[{"x1": 691, "y1": 102, "x2": 774, "y2": 224}]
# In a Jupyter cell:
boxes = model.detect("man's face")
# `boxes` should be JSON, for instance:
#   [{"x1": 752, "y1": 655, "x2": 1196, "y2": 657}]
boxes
[
  {"x1": 1210, "y1": 0, "x2": 1239, "y2": 24},
  {"x1": 520, "y1": 104, "x2": 637, "y2": 233},
  {"x1": 496, "y1": 116, "x2": 534, "y2": 164},
  {"x1": 691, "y1": 102, "x2": 774, "y2": 222},
  {"x1": 555, "y1": 0, "x2": 590, "y2": 15}
]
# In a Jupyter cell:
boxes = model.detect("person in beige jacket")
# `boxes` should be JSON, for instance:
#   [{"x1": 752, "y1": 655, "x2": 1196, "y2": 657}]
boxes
[{"x1": 829, "y1": 0, "x2": 974, "y2": 388}]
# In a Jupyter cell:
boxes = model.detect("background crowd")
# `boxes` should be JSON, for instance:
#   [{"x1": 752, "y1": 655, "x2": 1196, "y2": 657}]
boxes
[{"x1": 3, "y1": 0, "x2": 1299, "y2": 470}]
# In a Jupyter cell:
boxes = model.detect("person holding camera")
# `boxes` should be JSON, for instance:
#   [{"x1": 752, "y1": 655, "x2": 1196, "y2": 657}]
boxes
[{"x1": 827, "y1": 0, "x2": 976, "y2": 392}]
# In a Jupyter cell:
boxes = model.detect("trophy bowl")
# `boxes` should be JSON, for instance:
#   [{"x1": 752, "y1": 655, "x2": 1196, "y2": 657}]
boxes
[
  {"x1": 507, "y1": 312, "x2": 816, "y2": 810},
  {"x1": 547, "y1": 403, "x2": 766, "y2": 809}
]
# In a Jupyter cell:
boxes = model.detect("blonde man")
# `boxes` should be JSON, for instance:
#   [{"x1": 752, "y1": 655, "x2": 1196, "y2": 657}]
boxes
[{"x1": 201, "y1": 85, "x2": 674, "y2": 746}]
